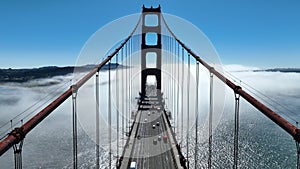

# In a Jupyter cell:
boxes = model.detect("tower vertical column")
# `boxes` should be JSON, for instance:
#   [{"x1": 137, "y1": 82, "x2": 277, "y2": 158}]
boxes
[{"x1": 141, "y1": 6, "x2": 162, "y2": 96}]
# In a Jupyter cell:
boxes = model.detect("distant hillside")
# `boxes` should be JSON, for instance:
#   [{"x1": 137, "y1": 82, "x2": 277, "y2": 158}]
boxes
[
  {"x1": 254, "y1": 68, "x2": 300, "y2": 73},
  {"x1": 0, "y1": 63, "x2": 120, "y2": 83}
]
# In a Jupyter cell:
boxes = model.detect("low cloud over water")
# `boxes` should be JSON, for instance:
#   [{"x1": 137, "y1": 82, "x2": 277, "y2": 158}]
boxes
[{"x1": 0, "y1": 64, "x2": 299, "y2": 168}]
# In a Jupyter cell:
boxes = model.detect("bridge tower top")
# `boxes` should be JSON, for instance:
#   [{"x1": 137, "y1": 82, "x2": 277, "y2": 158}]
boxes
[{"x1": 142, "y1": 5, "x2": 161, "y2": 12}]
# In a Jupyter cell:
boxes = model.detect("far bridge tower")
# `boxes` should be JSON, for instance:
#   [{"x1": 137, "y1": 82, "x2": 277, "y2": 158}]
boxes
[{"x1": 141, "y1": 5, "x2": 162, "y2": 96}]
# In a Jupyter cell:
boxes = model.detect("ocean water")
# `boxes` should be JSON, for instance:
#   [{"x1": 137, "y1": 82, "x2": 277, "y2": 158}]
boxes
[{"x1": 0, "y1": 68, "x2": 299, "y2": 169}]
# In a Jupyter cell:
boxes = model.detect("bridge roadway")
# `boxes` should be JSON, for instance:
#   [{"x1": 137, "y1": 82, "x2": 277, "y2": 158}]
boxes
[{"x1": 119, "y1": 85, "x2": 184, "y2": 169}]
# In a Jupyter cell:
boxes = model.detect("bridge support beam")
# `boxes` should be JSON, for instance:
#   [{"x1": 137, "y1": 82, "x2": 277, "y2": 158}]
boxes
[
  {"x1": 13, "y1": 140, "x2": 23, "y2": 169},
  {"x1": 194, "y1": 62, "x2": 199, "y2": 169},
  {"x1": 95, "y1": 72, "x2": 100, "y2": 169},
  {"x1": 186, "y1": 53, "x2": 190, "y2": 169},
  {"x1": 233, "y1": 88, "x2": 241, "y2": 169},
  {"x1": 72, "y1": 85, "x2": 78, "y2": 169},
  {"x1": 108, "y1": 60, "x2": 112, "y2": 169},
  {"x1": 9, "y1": 127, "x2": 25, "y2": 169},
  {"x1": 121, "y1": 48, "x2": 125, "y2": 146},
  {"x1": 125, "y1": 45, "x2": 129, "y2": 135},
  {"x1": 176, "y1": 43, "x2": 180, "y2": 136},
  {"x1": 208, "y1": 72, "x2": 214, "y2": 169},
  {"x1": 116, "y1": 54, "x2": 120, "y2": 168},
  {"x1": 181, "y1": 48, "x2": 184, "y2": 144}
]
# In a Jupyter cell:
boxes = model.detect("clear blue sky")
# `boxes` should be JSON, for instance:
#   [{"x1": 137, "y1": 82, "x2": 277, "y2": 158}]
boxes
[{"x1": 0, "y1": 0, "x2": 299, "y2": 68}]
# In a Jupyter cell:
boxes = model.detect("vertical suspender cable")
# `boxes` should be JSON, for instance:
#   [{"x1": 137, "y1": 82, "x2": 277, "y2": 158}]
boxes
[
  {"x1": 174, "y1": 40, "x2": 177, "y2": 122},
  {"x1": 10, "y1": 120, "x2": 13, "y2": 130},
  {"x1": 208, "y1": 72, "x2": 214, "y2": 169},
  {"x1": 121, "y1": 48, "x2": 124, "y2": 144},
  {"x1": 165, "y1": 35, "x2": 167, "y2": 96},
  {"x1": 13, "y1": 141, "x2": 23, "y2": 169},
  {"x1": 108, "y1": 60, "x2": 112, "y2": 169},
  {"x1": 166, "y1": 36, "x2": 168, "y2": 103},
  {"x1": 127, "y1": 42, "x2": 130, "y2": 129},
  {"x1": 169, "y1": 37, "x2": 171, "y2": 114},
  {"x1": 195, "y1": 61, "x2": 199, "y2": 169},
  {"x1": 173, "y1": 39, "x2": 176, "y2": 132},
  {"x1": 297, "y1": 122, "x2": 300, "y2": 169},
  {"x1": 176, "y1": 43, "x2": 180, "y2": 138},
  {"x1": 166, "y1": 36, "x2": 168, "y2": 104},
  {"x1": 296, "y1": 140, "x2": 300, "y2": 169},
  {"x1": 164, "y1": 36, "x2": 166, "y2": 101},
  {"x1": 167, "y1": 36, "x2": 170, "y2": 106},
  {"x1": 166, "y1": 36, "x2": 168, "y2": 100},
  {"x1": 173, "y1": 38, "x2": 176, "y2": 122},
  {"x1": 169, "y1": 37, "x2": 171, "y2": 107},
  {"x1": 95, "y1": 72, "x2": 100, "y2": 169},
  {"x1": 125, "y1": 43, "x2": 128, "y2": 134},
  {"x1": 162, "y1": 35, "x2": 164, "y2": 94},
  {"x1": 170, "y1": 37, "x2": 172, "y2": 114},
  {"x1": 186, "y1": 53, "x2": 190, "y2": 169},
  {"x1": 172, "y1": 38, "x2": 176, "y2": 131},
  {"x1": 116, "y1": 53, "x2": 119, "y2": 167},
  {"x1": 234, "y1": 91, "x2": 241, "y2": 169},
  {"x1": 181, "y1": 48, "x2": 184, "y2": 144},
  {"x1": 129, "y1": 39, "x2": 132, "y2": 129},
  {"x1": 170, "y1": 37, "x2": 172, "y2": 107},
  {"x1": 130, "y1": 39, "x2": 133, "y2": 113},
  {"x1": 72, "y1": 85, "x2": 78, "y2": 169},
  {"x1": 171, "y1": 37, "x2": 174, "y2": 118},
  {"x1": 127, "y1": 42, "x2": 130, "y2": 131},
  {"x1": 162, "y1": 35, "x2": 164, "y2": 96}
]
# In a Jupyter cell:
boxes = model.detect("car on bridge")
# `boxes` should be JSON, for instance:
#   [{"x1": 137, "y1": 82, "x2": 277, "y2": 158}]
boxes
[
  {"x1": 158, "y1": 135, "x2": 162, "y2": 141},
  {"x1": 130, "y1": 161, "x2": 136, "y2": 169},
  {"x1": 153, "y1": 139, "x2": 158, "y2": 145},
  {"x1": 163, "y1": 135, "x2": 168, "y2": 143}
]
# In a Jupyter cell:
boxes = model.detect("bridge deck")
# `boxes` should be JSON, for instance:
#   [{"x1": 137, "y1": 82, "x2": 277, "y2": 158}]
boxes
[{"x1": 119, "y1": 85, "x2": 184, "y2": 169}]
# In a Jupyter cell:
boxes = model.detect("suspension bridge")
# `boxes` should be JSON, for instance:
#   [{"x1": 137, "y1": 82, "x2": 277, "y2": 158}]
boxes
[{"x1": 0, "y1": 5, "x2": 300, "y2": 169}]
